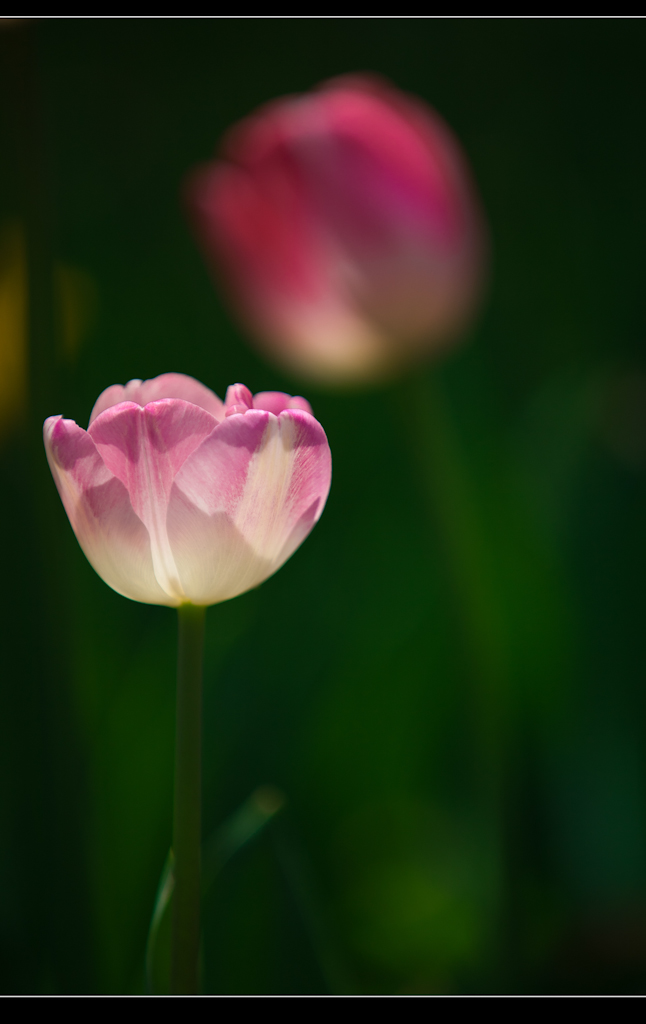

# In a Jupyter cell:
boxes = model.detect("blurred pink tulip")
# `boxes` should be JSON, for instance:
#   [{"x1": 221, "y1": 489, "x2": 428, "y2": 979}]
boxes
[
  {"x1": 44, "y1": 373, "x2": 331, "y2": 606},
  {"x1": 186, "y1": 75, "x2": 487, "y2": 385}
]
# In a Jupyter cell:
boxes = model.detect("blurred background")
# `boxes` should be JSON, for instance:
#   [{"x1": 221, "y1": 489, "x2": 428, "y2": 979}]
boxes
[{"x1": 1, "y1": 18, "x2": 646, "y2": 994}]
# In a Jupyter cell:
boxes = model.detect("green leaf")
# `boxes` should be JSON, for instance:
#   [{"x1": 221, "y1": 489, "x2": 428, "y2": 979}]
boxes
[{"x1": 145, "y1": 786, "x2": 285, "y2": 994}]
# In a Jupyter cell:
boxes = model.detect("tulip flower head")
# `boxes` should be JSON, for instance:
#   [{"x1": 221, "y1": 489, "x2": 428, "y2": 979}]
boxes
[
  {"x1": 186, "y1": 75, "x2": 487, "y2": 386},
  {"x1": 44, "y1": 373, "x2": 331, "y2": 606}
]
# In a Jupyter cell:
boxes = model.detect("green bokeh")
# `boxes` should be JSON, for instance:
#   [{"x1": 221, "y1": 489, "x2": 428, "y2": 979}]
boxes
[{"x1": 1, "y1": 19, "x2": 646, "y2": 994}]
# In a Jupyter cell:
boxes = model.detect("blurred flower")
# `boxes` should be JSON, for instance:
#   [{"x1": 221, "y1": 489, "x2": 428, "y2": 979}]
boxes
[
  {"x1": 44, "y1": 372, "x2": 331, "y2": 606},
  {"x1": 186, "y1": 74, "x2": 487, "y2": 386}
]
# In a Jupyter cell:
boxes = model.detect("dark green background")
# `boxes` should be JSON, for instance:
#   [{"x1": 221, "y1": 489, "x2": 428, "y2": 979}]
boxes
[{"x1": 1, "y1": 18, "x2": 646, "y2": 994}]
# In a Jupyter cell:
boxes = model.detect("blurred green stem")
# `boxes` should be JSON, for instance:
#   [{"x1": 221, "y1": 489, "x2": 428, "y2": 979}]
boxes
[
  {"x1": 397, "y1": 369, "x2": 509, "y2": 967},
  {"x1": 171, "y1": 603, "x2": 205, "y2": 995},
  {"x1": 399, "y1": 370, "x2": 509, "y2": 774}
]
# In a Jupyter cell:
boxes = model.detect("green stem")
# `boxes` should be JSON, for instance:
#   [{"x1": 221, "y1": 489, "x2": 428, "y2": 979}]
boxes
[
  {"x1": 397, "y1": 369, "x2": 509, "y2": 969},
  {"x1": 398, "y1": 370, "x2": 509, "y2": 772},
  {"x1": 171, "y1": 603, "x2": 205, "y2": 995}
]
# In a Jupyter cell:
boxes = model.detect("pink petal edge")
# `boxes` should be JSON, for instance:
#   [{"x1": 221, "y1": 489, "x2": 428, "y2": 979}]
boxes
[
  {"x1": 89, "y1": 372, "x2": 225, "y2": 426},
  {"x1": 44, "y1": 415, "x2": 173, "y2": 605},
  {"x1": 252, "y1": 392, "x2": 313, "y2": 415}
]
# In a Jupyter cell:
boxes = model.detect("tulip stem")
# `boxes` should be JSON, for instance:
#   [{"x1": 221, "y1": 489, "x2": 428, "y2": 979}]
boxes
[
  {"x1": 171, "y1": 602, "x2": 206, "y2": 995},
  {"x1": 399, "y1": 370, "x2": 508, "y2": 965}
]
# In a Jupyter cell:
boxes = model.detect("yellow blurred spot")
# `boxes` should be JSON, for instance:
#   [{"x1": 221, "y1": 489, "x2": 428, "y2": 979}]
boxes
[
  {"x1": 0, "y1": 222, "x2": 28, "y2": 440},
  {"x1": 0, "y1": 220, "x2": 97, "y2": 443},
  {"x1": 55, "y1": 263, "x2": 97, "y2": 363}
]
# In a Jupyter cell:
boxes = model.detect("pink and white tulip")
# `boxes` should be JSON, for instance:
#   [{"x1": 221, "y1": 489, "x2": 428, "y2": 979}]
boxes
[
  {"x1": 185, "y1": 75, "x2": 487, "y2": 385},
  {"x1": 44, "y1": 373, "x2": 331, "y2": 606}
]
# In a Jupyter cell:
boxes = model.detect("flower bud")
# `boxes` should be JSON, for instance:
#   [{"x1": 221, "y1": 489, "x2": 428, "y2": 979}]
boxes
[{"x1": 186, "y1": 75, "x2": 487, "y2": 386}]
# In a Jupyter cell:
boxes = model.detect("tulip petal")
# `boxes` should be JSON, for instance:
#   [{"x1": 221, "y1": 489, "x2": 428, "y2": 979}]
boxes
[
  {"x1": 224, "y1": 382, "x2": 254, "y2": 417},
  {"x1": 187, "y1": 160, "x2": 324, "y2": 306},
  {"x1": 89, "y1": 372, "x2": 225, "y2": 426},
  {"x1": 88, "y1": 399, "x2": 219, "y2": 602},
  {"x1": 167, "y1": 408, "x2": 331, "y2": 604},
  {"x1": 303, "y1": 85, "x2": 466, "y2": 251},
  {"x1": 277, "y1": 85, "x2": 482, "y2": 344},
  {"x1": 44, "y1": 416, "x2": 172, "y2": 605},
  {"x1": 252, "y1": 391, "x2": 313, "y2": 416}
]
